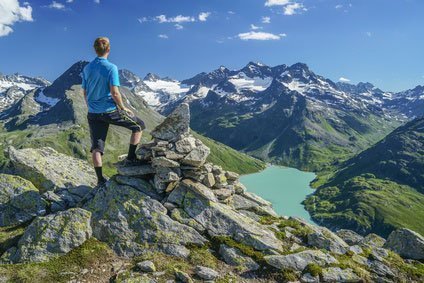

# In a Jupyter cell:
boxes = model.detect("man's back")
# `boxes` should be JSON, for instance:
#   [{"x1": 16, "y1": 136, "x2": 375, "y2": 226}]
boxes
[{"x1": 82, "y1": 57, "x2": 120, "y2": 113}]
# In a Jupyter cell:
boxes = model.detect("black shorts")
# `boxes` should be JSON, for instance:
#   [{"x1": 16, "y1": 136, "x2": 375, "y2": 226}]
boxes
[{"x1": 87, "y1": 109, "x2": 146, "y2": 154}]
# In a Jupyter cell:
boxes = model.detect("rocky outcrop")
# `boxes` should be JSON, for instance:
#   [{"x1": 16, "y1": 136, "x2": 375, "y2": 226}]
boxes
[
  {"x1": 0, "y1": 174, "x2": 46, "y2": 227},
  {"x1": 384, "y1": 228, "x2": 424, "y2": 260},
  {"x1": 84, "y1": 178, "x2": 207, "y2": 258},
  {"x1": 7, "y1": 146, "x2": 96, "y2": 192},
  {"x1": 2, "y1": 208, "x2": 92, "y2": 263},
  {"x1": 1, "y1": 102, "x2": 423, "y2": 283}
]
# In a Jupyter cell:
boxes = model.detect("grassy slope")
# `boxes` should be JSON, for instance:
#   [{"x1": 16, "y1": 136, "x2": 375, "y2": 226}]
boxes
[{"x1": 304, "y1": 118, "x2": 424, "y2": 237}]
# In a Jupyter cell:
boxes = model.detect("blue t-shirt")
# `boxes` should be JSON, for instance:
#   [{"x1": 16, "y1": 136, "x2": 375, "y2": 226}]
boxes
[{"x1": 81, "y1": 57, "x2": 120, "y2": 113}]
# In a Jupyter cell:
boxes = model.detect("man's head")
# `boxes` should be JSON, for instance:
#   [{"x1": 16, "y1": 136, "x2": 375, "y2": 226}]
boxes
[{"x1": 93, "y1": 37, "x2": 110, "y2": 57}]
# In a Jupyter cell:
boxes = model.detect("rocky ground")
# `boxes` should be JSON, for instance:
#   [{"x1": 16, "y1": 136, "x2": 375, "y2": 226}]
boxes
[{"x1": 0, "y1": 103, "x2": 423, "y2": 283}]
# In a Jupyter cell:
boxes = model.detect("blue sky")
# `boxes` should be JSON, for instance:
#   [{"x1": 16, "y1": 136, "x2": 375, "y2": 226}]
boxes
[{"x1": 0, "y1": 0, "x2": 423, "y2": 91}]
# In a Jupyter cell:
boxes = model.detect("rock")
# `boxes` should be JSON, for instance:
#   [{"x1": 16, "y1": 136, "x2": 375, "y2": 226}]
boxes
[
  {"x1": 151, "y1": 103, "x2": 190, "y2": 141},
  {"x1": 181, "y1": 141, "x2": 210, "y2": 167},
  {"x1": 7, "y1": 146, "x2": 96, "y2": 192},
  {"x1": 165, "y1": 151, "x2": 185, "y2": 160},
  {"x1": 174, "y1": 269, "x2": 193, "y2": 283},
  {"x1": 182, "y1": 170, "x2": 205, "y2": 182},
  {"x1": 301, "y1": 273, "x2": 320, "y2": 283},
  {"x1": 194, "y1": 266, "x2": 219, "y2": 281},
  {"x1": 218, "y1": 244, "x2": 259, "y2": 271},
  {"x1": 0, "y1": 174, "x2": 46, "y2": 227},
  {"x1": 321, "y1": 267, "x2": 361, "y2": 282},
  {"x1": 84, "y1": 180, "x2": 207, "y2": 258},
  {"x1": 352, "y1": 254, "x2": 368, "y2": 265},
  {"x1": 360, "y1": 233, "x2": 386, "y2": 249},
  {"x1": 214, "y1": 188, "x2": 233, "y2": 201},
  {"x1": 6, "y1": 208, "x2": 92, "y2": 263},
  {"x1": 213, "y1": 173, "x2": 227, "y2": 188},
  {"x1": 264, "y1": 250, "x2": 338, "y2": 271},
  {"x1": 170, "y1": 208, "x2": 205, "y2": 233},
  {"x1": 348, "y1": 245, "x2": 363, "y2": 255},
  {"x1": 225, "y1": 171, "x2": 239, "y2": 181},
  {"x1": 307, "y1": 227, "x2": 350, "y2": 254},
  {"x1": 336, "y1": 229, "x2": 364, "y2": 246},
  {"x1": 230, "y1": 194, "x2": 278, "y2": 218},
  {"x1": 383, "y1": 228, "x2": 424, "y2": 260},
  {"x1": 368, "y1": 261, "x2": 395, "y2": 278},
  {"x1": 175, "y1": 137, "x2": 197, "y2": 154},
  {"x1": 152, "y1": 157, "x2": 180, "y2": 168},
  {"x1": 116, "y1": 164, "x2": 155, "y2": 177},
  {"x1": 115, "y1": 175, "x2": 163, "y2": 201},
  {"x1": 175, "y1": 180, "x2": 283, "y2": 252},
  {"x1": 241, "y1": 191, "x2": 272, "y2": 207},
  {"x1": 137, "y1": 261, "x2": 156, "y2": 272},
  {"x1": 233, "y1": 182, "x2": 247, "y2": 194},
  {"x1": 203, "y1": 173, "x2": 216, "y2": 188}
]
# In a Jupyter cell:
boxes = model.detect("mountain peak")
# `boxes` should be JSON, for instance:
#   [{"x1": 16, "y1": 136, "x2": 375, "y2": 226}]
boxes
[{"x1": 144, "y1": 73, "x2": 161, "y2": 81}]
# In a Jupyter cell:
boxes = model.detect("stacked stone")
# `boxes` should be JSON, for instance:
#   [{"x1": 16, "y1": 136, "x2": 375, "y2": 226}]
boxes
[{"x1": 116, "y1": 103, "x2": 246, "y2": 204}]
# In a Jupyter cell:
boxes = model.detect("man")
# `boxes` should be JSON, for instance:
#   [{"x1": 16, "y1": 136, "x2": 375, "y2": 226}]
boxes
[{"x1": 82, "y1": 37, "x2": 146, "y2": 186}]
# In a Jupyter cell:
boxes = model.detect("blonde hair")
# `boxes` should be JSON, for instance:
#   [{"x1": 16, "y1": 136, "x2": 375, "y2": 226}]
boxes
[{"x1": 93, "y1": 37, "x2": 110, "y2": 56}]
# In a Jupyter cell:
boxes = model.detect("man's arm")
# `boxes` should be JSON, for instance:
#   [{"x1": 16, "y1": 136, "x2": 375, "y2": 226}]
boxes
[
  {"x1": 110, "y1": 85, "x2": 132, "y2": 114},
  {"x1": 83, "y1": 89, "x2": 88, "y2": 106}
]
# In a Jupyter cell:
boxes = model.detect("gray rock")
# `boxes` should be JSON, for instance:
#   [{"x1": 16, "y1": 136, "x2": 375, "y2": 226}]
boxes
[
  {"x1": 321, "y1": 267, "x2": 361, "y2": 282},
  {"x1": 182, "y1": 170, "x2": 205, "y2": 182},
  {"x1": 218, "y1": 244, "x2": 259, "y2": 271},
  {"x1": 225, "y1": 171, "x2": 239, "y2": 181},
  {"x1": 165, "y1": 151, "x2": 185, "y2": 160},
  {"x1": 307, "y1": 227, "x2": 350, "y2": 254},
  {"x1": 115, "y1": 175, "x2": 163, "y2": 201},
  {"x1": 170, "y1": 208, "x2": 205, "y2": 233},
  {"x1": 214, "y1": 188, "x2": 233, "y2": 201},
  {"x1": 203, "y1": 173, "x2": 216, "y2": 188},
  {"x1": 383, "y1": 228, "x2": 424, "y2": 260},
  {"x1": 152, "y1": 157, "x2": 180, "y2": 168},
  {"x1": 352, "y1": 254, "x2": 368, "y2": 265},
  {"x1": 264, "y1": 250, "x2": 338, "y2": 271},
  {"x1": 137, "y1": 260, "x2": 156, "y2": 272},
  {"x1": 360, "y1": 233, "x2": 386, "y2": 249},
  {"x1": 117, "y1": 164, "x2": 155, "y2": 177},
  {"x1": 181, "y1": 141, "x2": 210, "y2": 167},
  {"x1": 336, "y1": 229, "x2": 364, "y2": 246},
  {"x1": 8, "y1": 146, "x2": 96, "y2": 192},
  {"x1": 6, "y1": 208, "x2": 92, "y2": 263},
  {"x1": 301, "y1": 273, "x2": 320, "y2": 283},
  {"x1": 348, "y1": 245, "x2": 363, "y2": 255},
  {"x1": 174, "y1": 269, "x2": 193, "y2": 283},
  {"x1": 194, "y1": 266, "x2": 219, "y2": 281},
  {"x1": 151, "y1": 103, "x2": 190, "y2": 141},
  {"x1": 233, "y1": 182, "x2": 247, "y2": 194},
  {"x1": 175, "y1": 137, "x2": 197, "y2": 154},
  {"x1": 368, "y1": 261, "x2": 395, "y2": 278},
  {"x1": 230, "y1": 194, "x2": 278, "y2": 218},
  {"x1": 84, "y1": 180, "x2": 207, "y2": 258},
  {"x1": 176, "y1": 180, "x2": 283, "y2": 252},
  {"x1": 0, "y1": 174, "x2": 46, "y2": 227},
  {"x1": 241, "y1": 191, "x2": 272, "y2": 207}
]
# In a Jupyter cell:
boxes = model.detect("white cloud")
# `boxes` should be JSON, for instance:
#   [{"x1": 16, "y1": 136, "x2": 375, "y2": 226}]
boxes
[
  {"x1": 198, "y1": 12, "x2": 211, "y2": 22},
  {"x1": 228, "y1": 11, "x2": 235, "y2": 15},
  {"x1": 0, "y1": 0, "x2": 33, "y2": 37},
  {"x1": 284, "y1": 3, "x2": 306, "y2": 15},
  {"x1": 158, "y1": 34, "x2": 168, "y2": 39},
  {"x1": 47, "y1": 1, "x2": 66, "y2": 10},
  {"x1": 66, "y1": 0, "x2": 74, "y2": 3},
  {"x1": 262, "y1": 16, "x2": 271, "y2": 24},
  {"x1": 137, "y1": 17, "x2": 148, "y2": 23},
  {"x1": 175, "y1": 23, "x2": 183, "y2": 30},
  {"x1": 265, "y1": 0, "x2": 290, "y2": 7},
  {"x1": 94, "y1": 0, "x2": 100, "y2": 4},
  {"x1": 335, "y1": 4, "x2": 343, "y2": 9},
  {"x1": 366, "y1": 31, "x2": 372, "y2": 37},
  {"x1": 339, "y1": 77, "x2": 351, "y2": 83},
  {"x1": 156, "y1": 14, "x2": 195, "y2": 24},
  {"x1": 250, "y1": 24, "x2": 262, "y2": 30},
  {"x1": 238, "y1": 31, "x2": 285, "y2": 41}
]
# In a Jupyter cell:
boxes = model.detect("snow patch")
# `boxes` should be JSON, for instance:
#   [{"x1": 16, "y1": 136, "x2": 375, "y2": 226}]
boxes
[{"x1": 36, "y1": 90, "x2": 60, "y2": 107}]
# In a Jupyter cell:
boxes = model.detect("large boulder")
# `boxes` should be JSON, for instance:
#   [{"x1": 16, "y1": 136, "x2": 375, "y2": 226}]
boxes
[
  {"x1": 7, "y1": 146, "x2": 96, "y2": 192},
  {"x1": 167, "y1": 179, "x2": 283, "y2": 252},
  {"x1": 4, "y1": 208, "x2": 92, "y2": 263},
  {"x1": 0, "y1": 174, "x2": 46, "y2": 227},
  {"x1": 218, "y1": 244, "x2": 259, "y2": 271},
  {"x1": 383, "y1": 228, "x2": 424, "y2": 260},
  {"x1": 336, "y1": 229, "x2": 364, "y2": 246},
  {"x1": 307, "y1": 227, "x2": 349, "y2": 254},
  {"x1": 321, "y1": 267, "x2": 361, "y2": 282},
  {"x1": 84, "y1": 179, "x2": 207, "y2": 258},
  {"x1": 151, "y1": 103, "x2": 190, "y2": 141},
  {"x1": 264, "y1": 250, "x2": 338, "y2": 271}
]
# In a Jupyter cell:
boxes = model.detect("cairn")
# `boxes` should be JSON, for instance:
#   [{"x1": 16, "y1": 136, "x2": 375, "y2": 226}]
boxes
[{"x1": 115, "y1": 103, "x2": 246, "y2": 204}]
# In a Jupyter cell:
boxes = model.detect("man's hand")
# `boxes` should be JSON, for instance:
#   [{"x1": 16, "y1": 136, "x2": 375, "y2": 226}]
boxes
[{"x1": 121, "y1": 106, "x2": 134, "y2": 116}]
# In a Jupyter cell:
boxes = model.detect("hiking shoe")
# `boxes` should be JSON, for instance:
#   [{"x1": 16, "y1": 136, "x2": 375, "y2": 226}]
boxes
[{"x1": 97, "y1": 177, "x2": 108, "y2": 187}]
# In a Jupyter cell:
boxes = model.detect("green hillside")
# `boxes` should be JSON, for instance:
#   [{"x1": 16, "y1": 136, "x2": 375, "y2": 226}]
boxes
[{"x1": 304, "y1": 118, "x2": 424, "y2": 237}]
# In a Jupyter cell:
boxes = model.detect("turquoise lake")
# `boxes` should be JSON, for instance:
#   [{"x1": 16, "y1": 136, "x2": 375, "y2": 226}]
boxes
[{"x1": 240, "y1": 165, "x2": 316, "y2": 223}]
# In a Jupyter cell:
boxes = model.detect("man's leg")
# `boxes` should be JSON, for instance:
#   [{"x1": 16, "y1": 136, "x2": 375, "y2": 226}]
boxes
[
  {"x1": 88, "y1": 113, "x2": 109, "y2": 185},
  {"x1": 127, "y1": 131, "x2": 142, "y2": 161}
]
